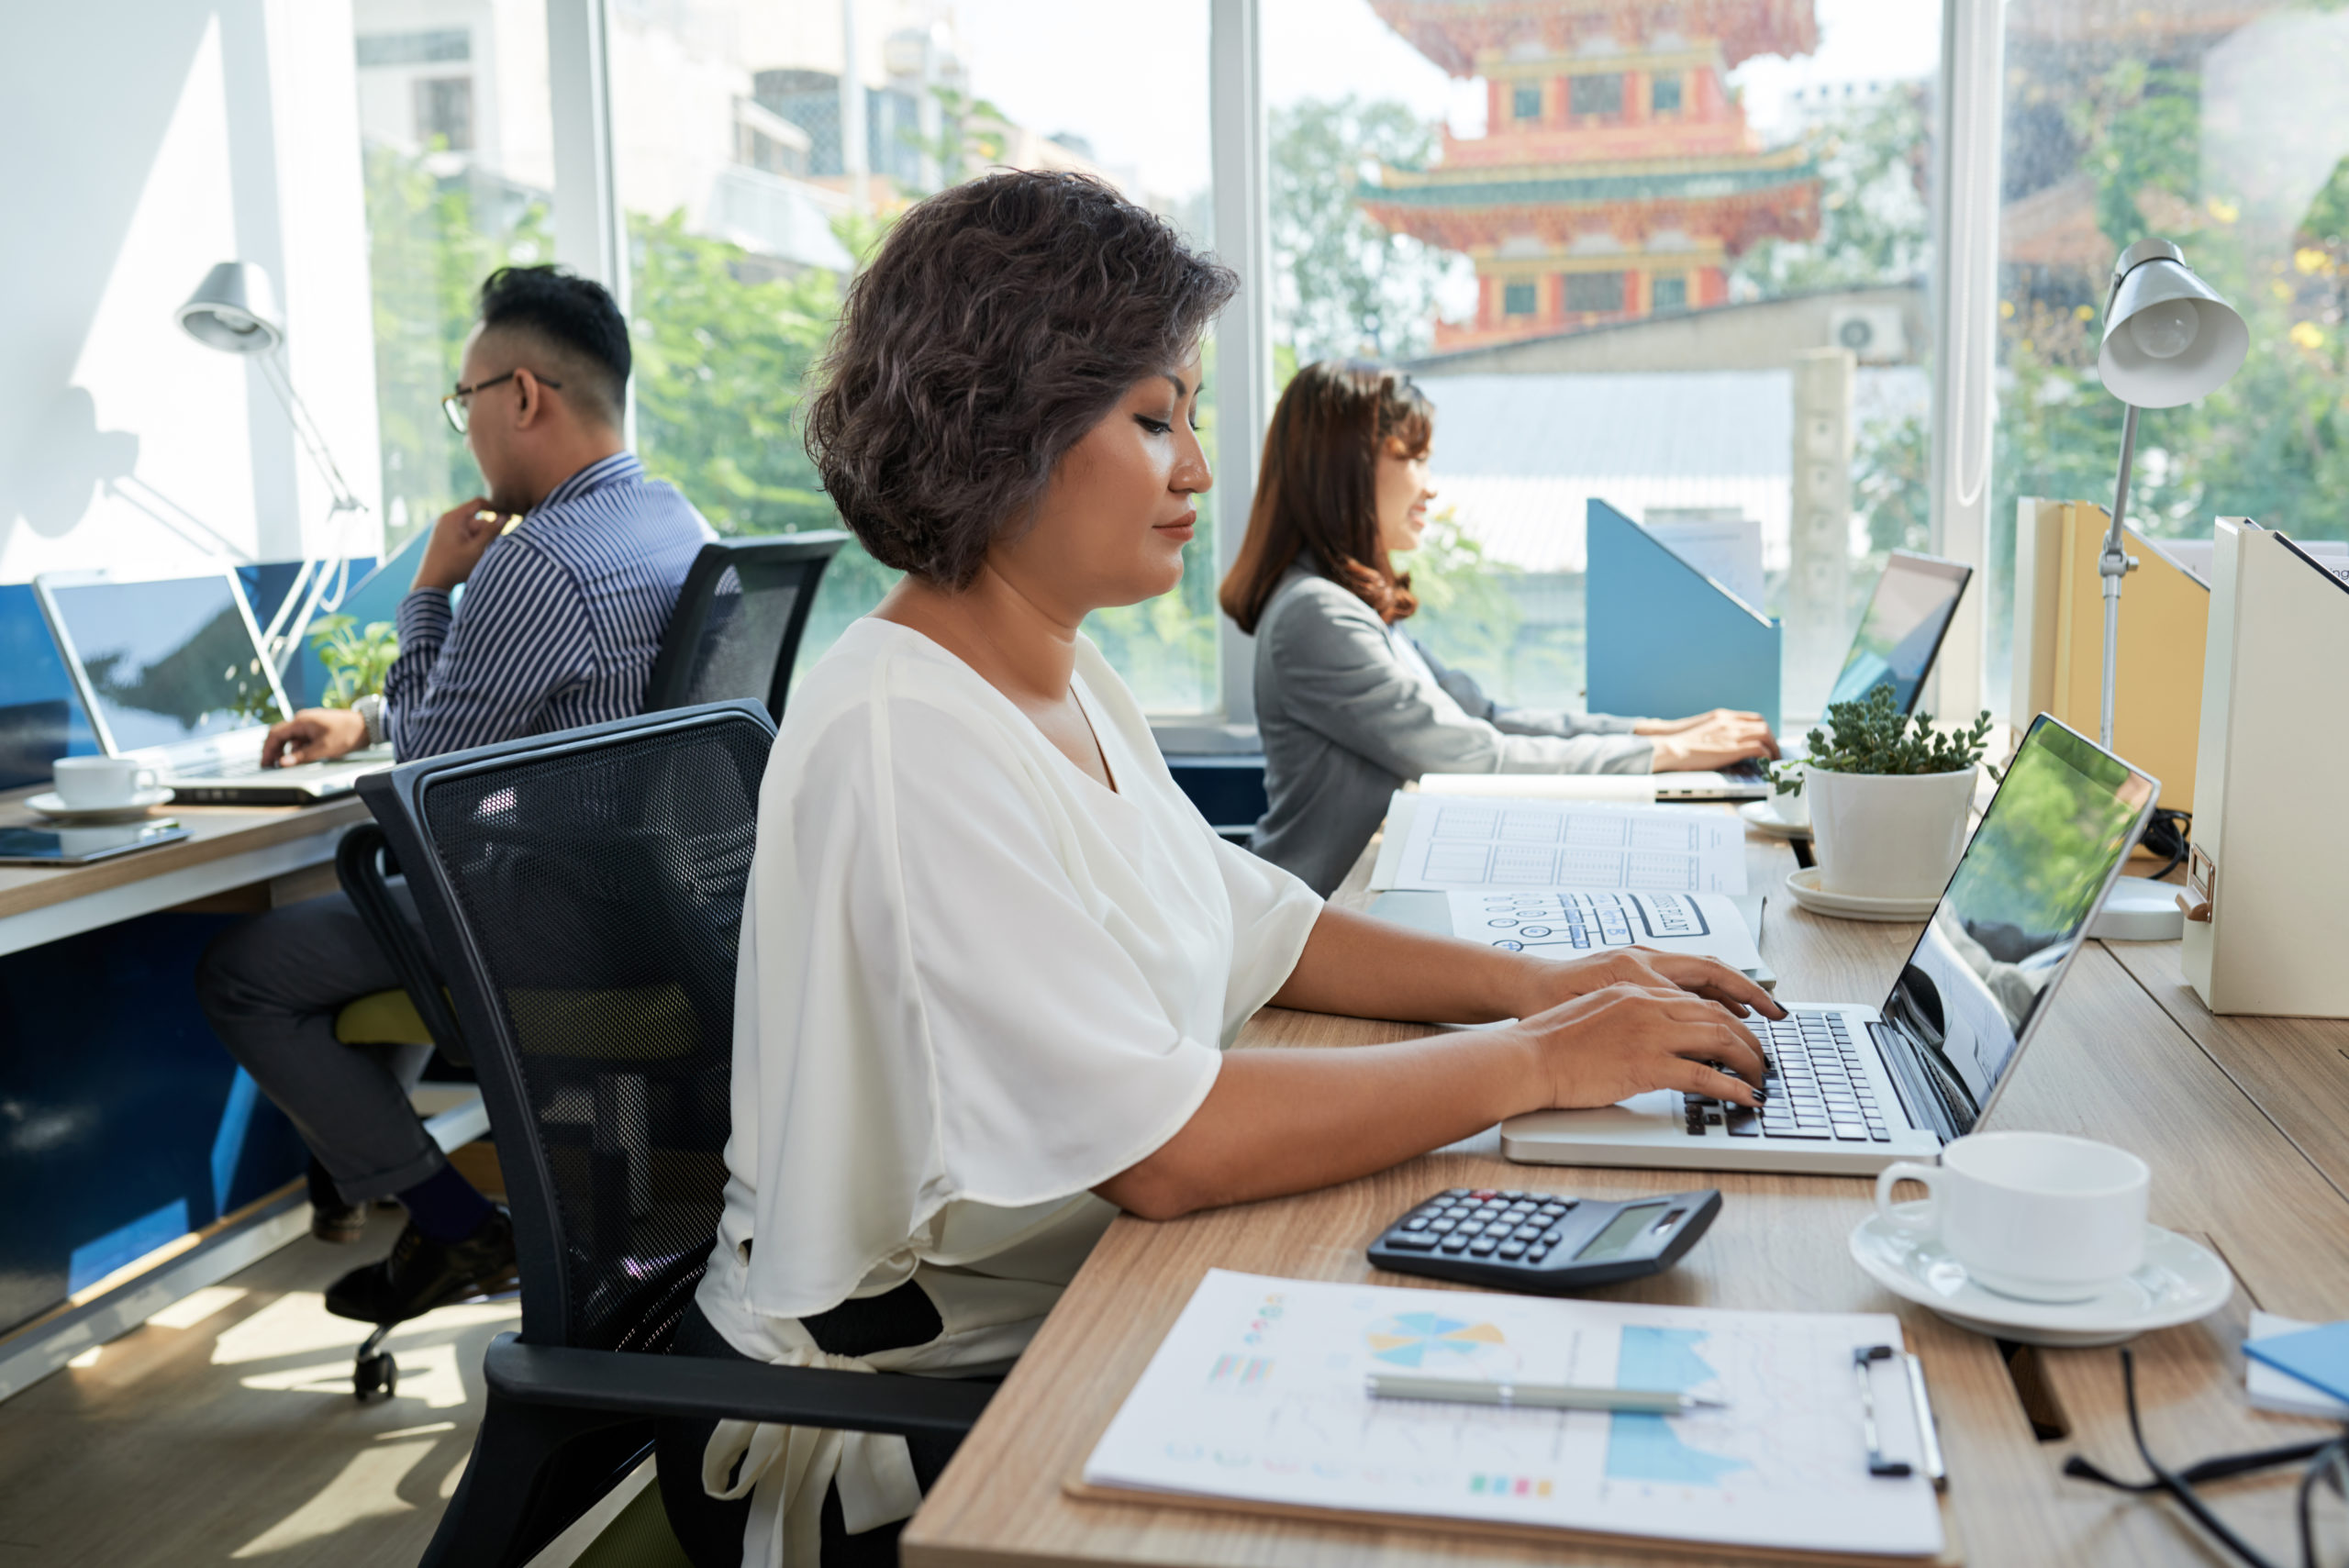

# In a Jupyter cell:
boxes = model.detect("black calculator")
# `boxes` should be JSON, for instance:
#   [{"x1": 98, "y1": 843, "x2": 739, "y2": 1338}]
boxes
[{"x1": 1367, "y1": 1186, "x2": 1721, "y2": 1294}]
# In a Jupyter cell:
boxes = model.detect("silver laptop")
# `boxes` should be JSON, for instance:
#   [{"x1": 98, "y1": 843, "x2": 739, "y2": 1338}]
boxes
[
  {"x1": 1655, "y1": 550, "x2": 1976, "y2": 802},
  {"x1": 1503, "y1": 713, "x2": 2156, "y2": 1174},
  {"x1": 34, "y1": 570, "x2": 392, "y2": 805}
]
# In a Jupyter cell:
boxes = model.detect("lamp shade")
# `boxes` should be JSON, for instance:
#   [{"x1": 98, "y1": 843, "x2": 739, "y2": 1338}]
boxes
[
  {"x1": 177, "y1": 261, "x2": 284, "y2": 354},
  {"x1": 2097, "y1": 239, "x2": 2247, "y2": 408}
]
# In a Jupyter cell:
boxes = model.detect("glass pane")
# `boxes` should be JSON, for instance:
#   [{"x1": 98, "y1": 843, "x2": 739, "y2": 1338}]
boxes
[
  {"x1": 353, "y1": 2, "x2": 557, "y2": 558},
  {"x1": 1268, "y1": 0, "x2": 1941, "y2": 727},
  {"x1": 1990, "y1": 2, "x2": 2349, "y2": 705},
  {"x1": 609, "y1": 1, "x2": 1218, "y2": 714}
]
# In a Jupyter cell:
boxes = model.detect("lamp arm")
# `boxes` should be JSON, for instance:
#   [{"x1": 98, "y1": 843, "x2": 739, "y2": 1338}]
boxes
[
  {"x1": 259, "y1": 353, "x2": 365, "y2": 516},
  {"x1": 2099, "y1": 402, "x2": 2140, "y2": 751}
]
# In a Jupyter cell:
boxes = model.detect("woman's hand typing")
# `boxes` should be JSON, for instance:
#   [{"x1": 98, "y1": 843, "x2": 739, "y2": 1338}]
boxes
[{"x1": 1507, "y1": 980, "x2": 1771, "y2": 1111}]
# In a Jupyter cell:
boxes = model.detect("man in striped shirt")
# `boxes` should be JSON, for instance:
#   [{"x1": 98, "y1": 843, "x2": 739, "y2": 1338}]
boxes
[{"x1": 198, "y1": 266, "x2": 714, "y2": 1325}]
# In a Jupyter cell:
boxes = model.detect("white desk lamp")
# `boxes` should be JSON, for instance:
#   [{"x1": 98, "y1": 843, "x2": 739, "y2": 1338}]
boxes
[
  {"x1": 177, "y1": 261, "x2": 367, "y2": 673},
  {"x1": 2089, "y1": 239, "x2": 2248, "y2": 940}
]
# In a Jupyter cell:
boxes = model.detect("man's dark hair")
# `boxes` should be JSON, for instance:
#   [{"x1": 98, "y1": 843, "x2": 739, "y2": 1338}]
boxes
[
  {"x1": 805, "y1": 170, "x2": 1238, "y2": 588},
  {"x1": 476, "y1": 264, "x2": 630, "y2": 428}
]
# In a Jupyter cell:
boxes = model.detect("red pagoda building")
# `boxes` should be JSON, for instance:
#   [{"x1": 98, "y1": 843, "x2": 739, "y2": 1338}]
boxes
[{"x1": 1361, "y1": 0, "x2": 1824, "y2": 350}]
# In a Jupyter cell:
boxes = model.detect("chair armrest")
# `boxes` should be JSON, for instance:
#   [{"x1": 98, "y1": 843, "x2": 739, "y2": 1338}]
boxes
[{"x1": 482, "y1": 1333, "x2": 993, "y2": 1440}]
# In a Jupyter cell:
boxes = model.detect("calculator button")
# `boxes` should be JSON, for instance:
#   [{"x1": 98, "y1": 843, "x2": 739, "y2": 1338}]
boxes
[
  {"x1": 1501, "y1": 1190, "x2": 1531, "y2": 1201},
  {"x1": 1386, "y1": 1232, "x2": 1438, "y2": 1251},
  {"x1": 1441, "y1": 1234, "x2": 1470, "y2": 1253},
  {"x1": 1541, "y1": 1228, "x2": 1565, "y2": 1246},
  {"x1": 1454, "y1": 1220, "x2": 1484, "y2": 1237},
  {"x1": 1427, "y1": 1218, "x2": 1454, "y2": 1233},
  {"x1": 1527, "y1": 1244, "x2": 1550, "y2": 1262},
  {"x1": 1403, "y1": 1217, "x2": 1431, "y2": 1231},
  {"x1": 1498, "y1": 1240, "x2": 1526, "y2": 1259},
  {"x1": 1469, "y1": 1237, "x2": 1499, "y2": 1256},
  {"x1": 1512, "y1": 1224, "x2": 1542, "y2": 1240}
]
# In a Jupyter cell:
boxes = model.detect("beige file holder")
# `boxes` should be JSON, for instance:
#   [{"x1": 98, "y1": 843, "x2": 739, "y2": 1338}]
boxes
[
  {"x1": 2010, "y1": 498, "x2": 2210, "y2": 814},
  {"x1": 2183, "y1": 518, "x2": 2349, "y2": 1017}
]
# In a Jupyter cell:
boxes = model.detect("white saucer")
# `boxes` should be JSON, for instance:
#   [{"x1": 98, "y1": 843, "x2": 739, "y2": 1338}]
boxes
[
  {"x1": 1850, "y1": 1204, "x2": 2234, "y2": 1347},
  {"x1": 1738, "y1": 797, "x2": 1811, "y2": 840},
  {"x1": 1783, "y1": 866, "x2": 1938, "y2": 922},
  {"x1": 24, "y1": 788, "x2": 175, "y2": 824}
]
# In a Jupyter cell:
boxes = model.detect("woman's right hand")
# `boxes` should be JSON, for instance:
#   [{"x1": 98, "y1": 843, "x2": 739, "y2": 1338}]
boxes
[
  {"x1": 1645, "y1": 709, "x2": 1779, "y2": 772},
  {"x1": 1514, "y1": 982, "x2": 1768, "y2": 1111}
]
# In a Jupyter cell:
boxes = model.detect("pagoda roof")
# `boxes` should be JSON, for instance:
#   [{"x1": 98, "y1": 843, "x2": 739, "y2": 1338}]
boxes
[
  {"x1": 1363, "y1": 144, "x2": 1819, "y2": 210},
  {"x1": 1369, "y1": 1, "x2": 1820, "y2": 78}
]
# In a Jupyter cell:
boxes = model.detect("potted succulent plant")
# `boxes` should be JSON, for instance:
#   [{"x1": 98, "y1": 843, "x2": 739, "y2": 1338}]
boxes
[{"x1": 1771, "y1": 687, "x2": 1994, "y2": 901}]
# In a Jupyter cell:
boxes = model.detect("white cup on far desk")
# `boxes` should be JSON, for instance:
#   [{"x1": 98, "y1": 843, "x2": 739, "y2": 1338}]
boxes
[
  {"x1": 51, "y1": 756, "x2": 162, "y2": 809},
  {"x1": 1876, "y1": 1130, "x2": 2149, "y2": 1303}
]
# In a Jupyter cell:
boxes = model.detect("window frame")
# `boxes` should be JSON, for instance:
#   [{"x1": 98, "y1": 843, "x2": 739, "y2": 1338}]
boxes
[{"x1": 531, "y1": 0, "x2": 1996, "y2": 732}]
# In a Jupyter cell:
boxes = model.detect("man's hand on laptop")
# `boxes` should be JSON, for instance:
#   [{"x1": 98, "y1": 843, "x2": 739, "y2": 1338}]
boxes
[
  {"x1": 1641, "y1": 709, "x2": 1780, "y2": 773},
  {"x1": 263, "y1": 708, "x2": 368, "y2": 768},
  {"x1": 415, "y1": 495, "x2": 512, "y2": 594}
]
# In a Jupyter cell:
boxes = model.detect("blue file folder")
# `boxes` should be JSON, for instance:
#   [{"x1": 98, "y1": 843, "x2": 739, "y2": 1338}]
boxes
[{"x1": 1586, "y1": 497, "x2": 1781, "y2": 731}]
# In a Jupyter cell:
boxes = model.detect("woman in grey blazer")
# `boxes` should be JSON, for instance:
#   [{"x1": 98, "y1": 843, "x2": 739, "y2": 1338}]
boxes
[{"x1": 1220, "y1": 362, "x2": 1777, "y2": 895}]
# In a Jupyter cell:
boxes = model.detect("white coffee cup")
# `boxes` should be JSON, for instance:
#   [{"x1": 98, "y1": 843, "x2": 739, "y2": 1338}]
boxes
[
  {"x1": 1875, "y1": 1130, "x2": 2150, "y2": 1303},
  {"x1": 52, "y1": 756, "x2": 161, "y2": 809}
]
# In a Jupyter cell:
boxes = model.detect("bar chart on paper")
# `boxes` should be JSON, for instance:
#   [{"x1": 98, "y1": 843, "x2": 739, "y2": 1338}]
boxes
[
  {"x1": 1083, "y1": 1270, "x2": 1943, "y2": 1557},
  {"x1": 1388, "y1": 800, "x2": 1748, "y2": 895}
]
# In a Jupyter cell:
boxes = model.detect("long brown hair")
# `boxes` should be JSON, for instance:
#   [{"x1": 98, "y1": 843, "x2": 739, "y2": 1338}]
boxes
[{"x1": 1219, "y1": 361, "x2": 1434, "y2": 635}]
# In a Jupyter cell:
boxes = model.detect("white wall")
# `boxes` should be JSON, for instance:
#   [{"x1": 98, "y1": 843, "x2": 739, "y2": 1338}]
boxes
[{"x1": 0, "y1": 0, "x2": 383, "y2": 585}]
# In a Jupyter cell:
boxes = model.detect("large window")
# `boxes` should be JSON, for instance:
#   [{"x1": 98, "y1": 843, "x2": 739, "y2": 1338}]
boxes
[
  {"x1": 353, "y1": 3, "x2": 558, "y2": 558},
  {"x1": 605, "y1": 0, "x2": 1218, "y2": 714},
  {"x1": 1267, "y1": 0, "x2": 1942, "y2": 724},
  {"x1": 1989, "y1": 1, "x2": 2349, "y2": 700}
]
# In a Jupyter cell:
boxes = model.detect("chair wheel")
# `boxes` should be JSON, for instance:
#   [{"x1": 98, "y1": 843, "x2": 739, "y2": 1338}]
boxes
[{"x1": 354, "y1": 1351, "x2": 398, "y2": 1401}]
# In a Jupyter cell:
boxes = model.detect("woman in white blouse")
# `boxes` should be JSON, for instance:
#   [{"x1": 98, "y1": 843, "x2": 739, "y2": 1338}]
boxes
[{"x1": 658, "y1": 171, "x2": 1779, "y2": 1568}]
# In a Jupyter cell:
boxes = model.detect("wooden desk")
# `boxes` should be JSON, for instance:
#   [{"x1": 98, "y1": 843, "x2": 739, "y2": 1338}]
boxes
[
  {"x1": 904, "y1": 819, "x2": 2349, "y2": 1567},
  {"x1": 0, "y1": 784, "x2": 367, "y2": 956}
]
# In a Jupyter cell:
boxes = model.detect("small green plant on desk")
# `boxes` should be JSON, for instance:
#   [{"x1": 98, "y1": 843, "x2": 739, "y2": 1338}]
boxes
[
  {"x1": 307, "y1": 614, "x2": 400, "y2": 708},
  {"x1": 1768, "y1": 686, "x2": 1993, "y2": 795}
]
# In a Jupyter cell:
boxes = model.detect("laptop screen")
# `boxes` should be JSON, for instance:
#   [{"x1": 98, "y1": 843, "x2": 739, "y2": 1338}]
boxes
[
  {"x1": 1873, "y1": 717, "x2": 2155, "y2": 1140},
  {"x1": 43, "y1": 575, "x2": 285, "y2": 755},
  {"x1": 1823, "y1": 552, "x2": 1973, "y2": 716}
]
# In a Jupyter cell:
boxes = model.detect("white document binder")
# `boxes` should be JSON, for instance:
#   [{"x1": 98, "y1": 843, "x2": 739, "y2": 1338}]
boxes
[{"x1": 2182, "y1": 518, "x2": 2349, "y2": 1017}]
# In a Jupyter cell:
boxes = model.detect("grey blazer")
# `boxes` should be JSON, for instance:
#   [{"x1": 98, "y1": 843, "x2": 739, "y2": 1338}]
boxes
[{"x1": 1248, "y1": 566, "x2": 1654, "y2": 895}]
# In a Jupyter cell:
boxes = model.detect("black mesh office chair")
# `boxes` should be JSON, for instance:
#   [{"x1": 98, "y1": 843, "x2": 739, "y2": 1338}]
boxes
[
  {"x1": 360, "y1": 702, "x2": 989, "y2": 1568},
  {"x1": 643, "y1": 533, "x2": 849, "y2": 721}
]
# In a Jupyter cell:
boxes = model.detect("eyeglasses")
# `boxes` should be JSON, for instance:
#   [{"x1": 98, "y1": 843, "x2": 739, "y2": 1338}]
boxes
[
  {"x1": 441, "y1": 370, "x2": 562, "y2": 434},
  {"x1": 2065, "y1": 1348, "x2": 2347, "y2": 1568}
]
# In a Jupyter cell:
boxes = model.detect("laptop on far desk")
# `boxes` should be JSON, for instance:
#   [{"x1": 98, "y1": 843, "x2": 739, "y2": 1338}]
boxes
[
  {"x1": 34, "y1": 571, "x2": 393, "y2": 806},
  {"x1": 1503, "y1": 713, "x2": 2156, "y2": 1174},
  {"x1": 1656, "y1": 550, "x2": 1975, "y2": 802}
]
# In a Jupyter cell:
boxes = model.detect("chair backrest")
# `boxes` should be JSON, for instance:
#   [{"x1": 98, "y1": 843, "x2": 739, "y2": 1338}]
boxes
[
  {"x1": 643, "y1": 534, "x2": 849, "y2": 720},
  {"x1": 359, "y1": 701, "x2": 775, "y2": 1352}
]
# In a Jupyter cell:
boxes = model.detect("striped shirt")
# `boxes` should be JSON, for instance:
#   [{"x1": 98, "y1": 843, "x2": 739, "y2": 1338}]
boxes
[{"x1": 385, "y1": 451, "x2": 716, "y2": 759}]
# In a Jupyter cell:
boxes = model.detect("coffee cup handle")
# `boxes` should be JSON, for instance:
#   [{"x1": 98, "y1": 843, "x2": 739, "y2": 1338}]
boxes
[
  {"x1": 133, "y1": 766, "x2": 161, "y2": 795},
  {"x1": 1875, "y1": 1162, "x2": 1943, "y2": 1232}
]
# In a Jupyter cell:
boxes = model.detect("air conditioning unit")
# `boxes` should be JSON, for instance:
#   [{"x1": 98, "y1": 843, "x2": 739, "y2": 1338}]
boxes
[{"x1": 1828, "y1": 306, "x2": 1908, "y2": 362}]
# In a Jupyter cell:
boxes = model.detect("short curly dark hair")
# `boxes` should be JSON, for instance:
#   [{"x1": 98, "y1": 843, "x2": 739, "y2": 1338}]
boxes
[{"x1": 805, "y1": 170, "x2": 1238, "y2": 588}]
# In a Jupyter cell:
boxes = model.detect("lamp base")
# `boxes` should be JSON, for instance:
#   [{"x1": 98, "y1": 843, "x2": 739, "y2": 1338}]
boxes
[{"x1": 2088, "y1": 875, "x2": 2186, "y2": 942}]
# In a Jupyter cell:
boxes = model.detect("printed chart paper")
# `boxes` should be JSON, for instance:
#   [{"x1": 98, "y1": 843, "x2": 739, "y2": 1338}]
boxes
[
  {"x1": 1084, "y1": 1270, "x2": 1943, "y2": 1557},
  {"x1": 1389, "y1": 798, "x2": 1748, "y2": 895},
  {"x1": 1444, "y1": 890, "x2": 1762, "y2": 973}
]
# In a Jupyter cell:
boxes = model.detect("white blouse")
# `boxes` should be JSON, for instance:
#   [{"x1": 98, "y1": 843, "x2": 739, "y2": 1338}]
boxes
[{"x1": 693, "y1": 617, "x2": 1322, "y2": 1566}]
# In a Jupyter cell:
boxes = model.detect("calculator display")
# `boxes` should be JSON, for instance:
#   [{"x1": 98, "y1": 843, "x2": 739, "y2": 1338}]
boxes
[{"x1": 1575, "y1": 1203, "x2": 1666, "y2": 1262}]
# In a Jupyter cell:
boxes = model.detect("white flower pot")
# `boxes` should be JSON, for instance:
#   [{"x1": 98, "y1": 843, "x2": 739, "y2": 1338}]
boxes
[{"x1": 1806, "y1": 766, "x2": 1976, "y2": 901}]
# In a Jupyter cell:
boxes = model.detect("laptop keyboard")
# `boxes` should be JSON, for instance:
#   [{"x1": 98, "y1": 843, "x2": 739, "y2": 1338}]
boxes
[{"x1": 1681, "y1": 1010, "x2": 1892, "y2": 1143}]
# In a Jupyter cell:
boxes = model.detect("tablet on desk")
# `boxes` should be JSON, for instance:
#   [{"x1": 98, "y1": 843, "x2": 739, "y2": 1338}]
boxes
[{"x1": 0, "y1": 822, "x2": 190, "y2": 865}]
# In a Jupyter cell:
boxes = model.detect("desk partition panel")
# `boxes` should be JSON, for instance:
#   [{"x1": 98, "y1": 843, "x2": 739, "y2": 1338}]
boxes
[{"x1": 1585, "y1": 498, "x2": 1781, "y2": 732}]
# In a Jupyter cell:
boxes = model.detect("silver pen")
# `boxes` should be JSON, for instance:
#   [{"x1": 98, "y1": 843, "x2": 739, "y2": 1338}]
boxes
[
  {"x1": 1366, "y1": 1372, "x2": 1726, "y2": 1414},
  {"x1": 1906, "y1": 1352, "x2": 1948, "y2": 1490}
]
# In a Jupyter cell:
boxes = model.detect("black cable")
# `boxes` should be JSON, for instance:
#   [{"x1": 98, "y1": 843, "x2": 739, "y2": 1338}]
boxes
[
  {"x1": 2115, "y1": 1349, "x2": 2283, "y2": 1568},
  {"x1": 2138, "y1": 807, "x2": 2192, "y2": 882}
]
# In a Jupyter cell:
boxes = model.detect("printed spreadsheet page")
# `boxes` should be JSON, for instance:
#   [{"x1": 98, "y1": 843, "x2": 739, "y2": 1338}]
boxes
[
  {"x1": 1083, "y1": 1270, "x2": 1943, "y2": 1557},
  {"x1": 1386, "y1": 797, "x2": 1749, "y2": 895}
]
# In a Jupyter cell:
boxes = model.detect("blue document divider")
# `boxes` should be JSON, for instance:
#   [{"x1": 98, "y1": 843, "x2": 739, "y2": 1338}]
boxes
[{"x1": 1586, "y1": 497, "x2": 1780, "y2": 731}]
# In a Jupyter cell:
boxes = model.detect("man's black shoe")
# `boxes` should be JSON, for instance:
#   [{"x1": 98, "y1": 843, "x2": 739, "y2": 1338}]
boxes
[
  {"x1": 325, "y1": 1208, "x2": 518, "y2": 1325},
  {"x1": 307, "y1": 1158, "x2": 366, "y2": 1245}
]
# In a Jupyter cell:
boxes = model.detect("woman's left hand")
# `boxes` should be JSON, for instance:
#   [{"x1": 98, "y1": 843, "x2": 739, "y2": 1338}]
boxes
[{"x1": 1507, "y1": 945, "x2": 1785, "y2": 1023}]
